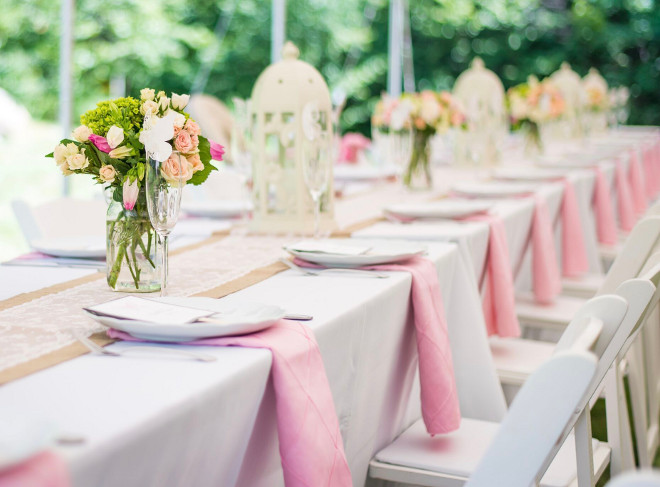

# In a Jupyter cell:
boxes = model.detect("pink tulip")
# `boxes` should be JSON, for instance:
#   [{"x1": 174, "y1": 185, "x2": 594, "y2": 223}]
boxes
[
  {"x1": 209, "y1": 140, "x2": 225, "y2": 161},
  {"x1": 122, "y1": 179, "x2": 139, "y2": 210},
  {"x1": 89, "y1": 134, "x2": 112, "y2": 153}
]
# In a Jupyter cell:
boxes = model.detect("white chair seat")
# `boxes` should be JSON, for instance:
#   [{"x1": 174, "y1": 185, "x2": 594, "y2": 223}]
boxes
[
  {"x1": 490, "y1": 337, "x2": 554, "y2": 386},
  {"x1": 371, "y1": 418, "x2": 611, "y2": 487},
  {"x1": 562, "y1": 273, "x2": 605, "y2": 299},
  {"x1": 516, "y1": 294, "x2": 586, "y2": 329}
]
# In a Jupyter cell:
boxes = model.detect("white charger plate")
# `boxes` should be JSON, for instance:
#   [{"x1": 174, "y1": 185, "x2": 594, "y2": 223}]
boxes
[
  {"x1": 284, "y1": 239, "x2": 426, "y2": 268},
  {"x1": 333, "y1": 164, "x2": 398, "y2": 181},
  {"x1": 451, "y1": 181, "x2": 538, "y2": 198},
  {"x1": 182, "y1": 200, "x2": 252, "y2": 218},
  {"x1": 86, "y1": 299, "x2": 285, "y2": 342},
  {"x1": 493, "y1": 167, "x2": 567, "y2": 181},
  {"x1": 384, "y1": 199, "x2": 492, "y2": 220},
  {"x1": 31, "y1": 236, "x2": 106, "y2": 258}
]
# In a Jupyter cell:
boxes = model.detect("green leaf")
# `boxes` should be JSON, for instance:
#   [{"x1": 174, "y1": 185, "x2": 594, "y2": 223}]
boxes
[
  {"x1": 45, "y1": 152, "x2": 54, "y2": 158},
  {"x1": 137, "y1": 162, "x2": 145, "y2": 181},
  {"x1": 187, "y1": 135, "x2": 217, "y2": 186}
]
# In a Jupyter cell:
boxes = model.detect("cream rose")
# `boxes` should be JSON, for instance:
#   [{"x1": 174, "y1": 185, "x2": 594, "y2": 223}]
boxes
[
  {"x1": 186, "y1": 153, "x2": 203, "y2": 173},
  {"x1": 106, "y1": 125, "x2": 124, "y2": 149},
  {"x1": 108, "y1": 146, "x2": 132, "y2": 159},
  {"x1": 140, "y1": 88, "x2": 155, "y2": 101},
  {"x1": 184, "y1": 119, "x2": 201, "y2": 136},
  {"x1": 66, "y1": 152, "x2": 89, "y2": 170},
  {"x1": 174, "y1": 129, "x2": 195, "y2": 154},
  {"x1": 140, "y1": 100, "x2": 159, "y2": 116},
  {"x1": 58, "y1": 160, "x2": 73, "y2": 176},
  {"x1": 72, "y1": 125, "x2": 92, "y2": 142},
  {"x1": 161, "y1": 153, "x2": 193, "y2": 184},
  {"x1": 99, "y1": 164, "x2": 116, "y2": 183},
  {"x1": 171, "y1": 93, "x2": 190, "y2": 110},
  {"x1": 54, "y1": 142, "x2": 78, "y2": 164}
]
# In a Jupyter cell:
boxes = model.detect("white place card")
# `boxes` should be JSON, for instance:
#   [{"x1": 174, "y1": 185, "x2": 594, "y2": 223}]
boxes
[{"x1": 84, "y1": 296, "x2": 215, "y2": 324}]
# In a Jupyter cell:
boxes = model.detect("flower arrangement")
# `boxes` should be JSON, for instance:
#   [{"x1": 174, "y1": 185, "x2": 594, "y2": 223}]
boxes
[
  {"x1": 47, "y1": 89, "x2": 225, "y2": 291},
  {"x1": 583, "y1": 79, "x2": 609, "y2": 113}
]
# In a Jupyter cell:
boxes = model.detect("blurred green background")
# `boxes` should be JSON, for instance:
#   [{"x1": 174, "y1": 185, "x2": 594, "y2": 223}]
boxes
[{"x1": 2, "y1": 0, "x2": 658, "y2": 134}]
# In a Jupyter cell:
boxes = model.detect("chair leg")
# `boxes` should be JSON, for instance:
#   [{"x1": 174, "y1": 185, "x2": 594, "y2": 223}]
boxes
[
  {"x1": 575, "y1": 409, "x2": 595, "y2": 487},
  {"x1": 605, "y1": 365, "x2": 636, "y2": 476},
  {"x1": 627, "y1": 342, "x2": 651, "y2": 467}
]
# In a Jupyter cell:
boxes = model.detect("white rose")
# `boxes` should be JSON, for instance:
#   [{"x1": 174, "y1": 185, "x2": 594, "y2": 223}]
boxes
[
  {"x1": 58, "y1": 160, "x2": 73, "y2": 176},
  {"x1": 420, "y1": 100, "x2": 441, "y2": 125},
  {"x1": 171, "y1": 93, "x2": 190, "y2": 110},
  {"x1": 140, "y1": 100, "x2": 159, "y2": 116},
  {"x1": 140, "y1": 88, "x2": 155, "y2": 101},
  {"x1": 66, "y1": 152, "x2": 89, "y2": 170},
  {"x1": 72, "y1": 125, "x2": 92, "y2": 142},
  {"x1": 99, "y1": 164, "x2": 116, "y2": 183},
  {"x1": 54, "y1": 142, "x2": 79, "y2": 164},
  {"x1": 108, "y1": 146, "x2": 132, "y2": 159},
  {"x1": 106, "y1": 125, "x2": 124, "y2": 149},
  {"x1": 165, "y1": 109, "x2": 186, "y2": 129},
  {"x1": 159, "y1": 96, "x2": 170, "y2": 111}
]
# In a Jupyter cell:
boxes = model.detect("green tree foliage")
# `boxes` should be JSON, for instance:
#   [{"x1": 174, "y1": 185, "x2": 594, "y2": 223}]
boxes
[{"x1": 1, "y1": 0, "x2": 658, "y2": 134}]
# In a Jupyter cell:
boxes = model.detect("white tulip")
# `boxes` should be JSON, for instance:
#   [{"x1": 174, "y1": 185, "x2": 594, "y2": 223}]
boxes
[
  {"x1": 106, "y1": 125, "x2": 124, "y2": 149},
  {"x1": 108, "y1": 146, "x2": 132, "y2": 159},
  {"x1": 159, "y1": 96, "x2": 170, "y2": 111},
  {"x1": 171, "y1": 93, "x2": 190, "y2": 110}
]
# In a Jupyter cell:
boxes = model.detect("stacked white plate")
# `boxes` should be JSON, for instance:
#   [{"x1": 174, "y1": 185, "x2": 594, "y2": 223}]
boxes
[
  {"x1": 451, "y1": 181, "x2": 538, "y2": 198},
  {"x1": 384, "y1": 199, "x2": 492, "y2": 220},
  {"x1": 31, "y1": 236, "x2": 106, "y2": 258},
  {"x1": 492, "y1": 167, "x2": 567, "y2": 181}
]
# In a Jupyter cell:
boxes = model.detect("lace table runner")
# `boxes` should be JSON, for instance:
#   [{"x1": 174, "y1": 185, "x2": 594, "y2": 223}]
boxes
[{"x1": 0, "y1": 235, "x2": 292, "y2": 375}]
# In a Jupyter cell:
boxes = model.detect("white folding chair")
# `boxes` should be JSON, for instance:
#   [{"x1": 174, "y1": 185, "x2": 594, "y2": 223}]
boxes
[
  {"x1": 607, "y1": 472, "x2": 660, "y2": 487},
  {"x1": 369, "y1": 285, "x2": 653, "y2": 487}
]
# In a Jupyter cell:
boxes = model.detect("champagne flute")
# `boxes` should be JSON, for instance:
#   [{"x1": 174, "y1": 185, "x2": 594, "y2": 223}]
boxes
[
  {"x1": 231, "y1": 98, "x2": 253, "y2": 225},
  {"x1": 302, "y1": 133, "x2": 331, "y2": 239},
  {"x1": 146, "y1": 151, "x2": 184, "y2": 296}
]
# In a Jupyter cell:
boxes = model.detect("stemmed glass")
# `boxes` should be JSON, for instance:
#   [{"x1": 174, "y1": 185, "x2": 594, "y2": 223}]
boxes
[
  {"x1": 302, "y1": 132, "x2": 331, "y2": 239},
  {"x1": 388, "y1": 127, "x2": 413, "y2": 182},
  {"x1": 231, "y1": 98, "x2": 253, "y2": 225},
  {"x1": 146, "y1": 151, "x2": 184, "y2": 296}
]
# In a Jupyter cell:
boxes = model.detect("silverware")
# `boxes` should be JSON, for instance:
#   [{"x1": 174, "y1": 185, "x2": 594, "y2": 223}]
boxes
[
  {"x1": 279, "y1": 258, "x2": 389, "y2": 279},
  {"x1": 283, "y1": 313, "x2": 313, "y2": 321},
  {"x1": 72, "y1": 331, "x2": 216, "y2": 362},
  {"x1": 2, "y1": 260, "x2": 105, "y2": 270}
]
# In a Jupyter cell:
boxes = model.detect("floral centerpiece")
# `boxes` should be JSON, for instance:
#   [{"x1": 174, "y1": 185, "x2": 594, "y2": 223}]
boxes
[
  {"x1": 507, "y1": 76, "x2": 565, "y2": 155},
  {"x1": 47, "y1": 89, "x2": 225, "y2": 292},
  {"x1": 372, "y1": 91, "x2": 466, "y2": 189}
]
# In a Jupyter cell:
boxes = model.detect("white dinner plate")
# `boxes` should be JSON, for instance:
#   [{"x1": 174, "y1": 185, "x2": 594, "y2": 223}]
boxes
[
  {"x1": 31, "y1": 236, "x2": 106, "y2": 259},
  {"x1": 333, "y1": 164, "x2": 398, "y2": 181},
  {"x1": 86, "y1": 299, "x2": 285, "y2": 342},
  {"x1": 384, "y1": 199, "x2": 492, "y2": 220},
  {"x1": 492, "y1": 167, "x2": 567, "y2": 181},
  {"x1": 284, "y1": 239, "x2": 426, "y2": 268},
  {"x1": 451, "y1": 181, "x2": 538, "y2": 198},
  {"x1": 181, "y1": 200, "x2": 253, "y2": 218}
]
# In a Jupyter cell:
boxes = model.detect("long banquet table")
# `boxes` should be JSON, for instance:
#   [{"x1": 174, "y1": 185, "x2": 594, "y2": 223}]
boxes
[{"x1": 1, "y1": 127, "x2": 659, "y2": 487}]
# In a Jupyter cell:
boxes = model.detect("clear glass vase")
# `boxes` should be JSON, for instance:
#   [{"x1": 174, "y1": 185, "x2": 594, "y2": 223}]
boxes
[
  {"x1": 106, "y1": 191, "x2": 160, "y2": 292},
  {"x1": 403, "y1": 130, "x2": 432, "y2": 190}
]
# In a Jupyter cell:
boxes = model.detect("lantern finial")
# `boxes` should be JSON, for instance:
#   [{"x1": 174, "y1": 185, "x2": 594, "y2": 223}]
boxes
[
  {"x1": 471, "y1": 57, "x2": 485, "y2": 70},
  {"x1": 282, "y1": 41, "x2": 300, "y2": 60}
]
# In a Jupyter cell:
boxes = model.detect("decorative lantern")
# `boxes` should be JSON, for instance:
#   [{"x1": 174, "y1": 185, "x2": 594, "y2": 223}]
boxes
[
  {"x1": 582, "y1": 68, "x2": 609, "y2": 133},
  {"x1": 551, "y1": 62, "x2": 585, "y2": 138},
  {"x1": 249, "y1": 41, "x2": 337, "y2": 234},
  {"x1": 452, "y1": 58, "x2": 508, "y2": 166}
]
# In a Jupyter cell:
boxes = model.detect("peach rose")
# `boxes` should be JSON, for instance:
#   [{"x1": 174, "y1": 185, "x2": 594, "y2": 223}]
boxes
[
  {"x1": 99, "y1": 164, "x2": 116, "y2": 183},
  {"x1": 184, "y1": 119, "x2": 201, "y2": 136},
  {"x1": 174, "y1": 129, "x2": 194, "y2": 154},
  {"x1": 161, "y1": 153, "x2": 193, "y2": 184},
  {"x1": 191, "y1": 134, "x2": 199, "y2": 149},
  {"x1": 187, "y1": 153, "x2": 204, "y2": 173}
]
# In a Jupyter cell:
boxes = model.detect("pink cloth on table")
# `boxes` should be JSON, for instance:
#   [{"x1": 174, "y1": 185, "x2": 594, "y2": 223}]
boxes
[
  {"x1": 592, "y1": 167, "x2": 619, "y2": 246},
  {"x1": 615, "y1": 157, "x2": 636, "y2": 232},
  {"x1": 530, "y1": 197, "x2": 561, "y2": 304},
  {"x1": 643, "y1": 147, "x2": 658, "y2": 201},
  {"x1": 459, "y1": 213, "x2": 521, "y2": 338},
  {"x1": 629, "y1": 149, "x2": 647, "y2": 215},
  {"x1": 560, "y1": 179, "x2": 589, "y2": 277},
  {"x1": 108, "y1": 319, "x2": 352, "y2": 487},
  {"x1": 0, "y1": 452, "x2": 70, "y2": 487},
  {"x1": 292, "y1": 256, "x2": 461, "y2": 435},
  {"x1": 337, "y1": 133, "x2": 371, "y2": 164}
]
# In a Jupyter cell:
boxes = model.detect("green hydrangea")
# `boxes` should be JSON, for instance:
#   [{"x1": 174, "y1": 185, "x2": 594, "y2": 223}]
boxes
[{"x1": 80, "y1": 97, "x2": 142, "y2": 136}]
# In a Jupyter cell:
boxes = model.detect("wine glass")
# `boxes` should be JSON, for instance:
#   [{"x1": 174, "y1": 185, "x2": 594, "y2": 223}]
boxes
[
  {"x1": 302, "y1": 133, "x2": 331, "y2": 239},
  {"x1": 146, "y1": 151, "x2": 184, "y2": 296},
  {"x1": 231, "y1": 98, "x2": 253, "y2": 225}
]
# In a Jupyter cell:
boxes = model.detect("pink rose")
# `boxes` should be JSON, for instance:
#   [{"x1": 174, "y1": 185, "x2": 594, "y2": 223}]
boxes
[
  {"x1": 209, "y1": 140, "x2": 225, "y2": 161},
  {"x1": 89, "y1": 134, "x2": 112, "y2": 153},
  {"x1": 174, "y1": 130, "x2": 194, "y2": 154},
  {"x1": 184, "y1": 119, "x2": 201, "y2": 136},
  {"x1": 187, "y1": 153, "x2": 204, "y2": 173},
  {"x1": 191, "y1": 134, "x2": 199, "y2": 149},
  {"x1": 161, "y1": 152, "x2": 193, "y2": 184}
]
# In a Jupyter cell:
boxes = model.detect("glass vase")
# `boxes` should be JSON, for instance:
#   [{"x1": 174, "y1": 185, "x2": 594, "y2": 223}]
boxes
[
  {"x1": 403, "y1": 130, "x2": 432, "y2": 190},
  {"x1": 106, "y1": 190, "x2": 160, "y2": 292},
  {"x1": 523, "y1": 122, "x2": 543, "y2": 158}
]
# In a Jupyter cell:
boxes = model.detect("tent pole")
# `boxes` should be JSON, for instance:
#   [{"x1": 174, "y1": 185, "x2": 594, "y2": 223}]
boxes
[
  {"x1": 59, "y1": 0, "x2": 74, "y2": 196},
  {"x1": 387, "y1": 0, "x2": 403, "y2": 97},
  {"x1": 271, "y1": 0, "x2": 286, "y2": 63}
]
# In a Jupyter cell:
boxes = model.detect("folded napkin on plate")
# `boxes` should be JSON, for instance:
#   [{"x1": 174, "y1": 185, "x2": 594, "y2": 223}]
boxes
[
  {"x1": 629, "y1": 148, "x2": 648, "y2": 215},
  {"x1": 530, "y1": 197, "x2": 561, "y2": 304},
  {"x1": 109, "y1": 320, "x2": 352, "y2": 487},
  {"x1": 459, "y1": 214, "x2": 521, "y2": 338},
  {"x1": 293, "y1": 256, "x2": 461, "y2": 435},
  {"x1": 615, "y1": 157, "x2": 636, "y2": 232},
  {"x1": 560, "y1": 179, "x2": 589, "y2": 277},
  {"x1": 592, "y1": 167, "x2": 618, "y2": 246},
  {"x1": 0, "y1": 451, "x2": 70, "y2": 487}
]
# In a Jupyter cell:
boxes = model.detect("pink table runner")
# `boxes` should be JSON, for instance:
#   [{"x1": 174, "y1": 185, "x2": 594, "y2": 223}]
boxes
[
  {"x1": 530, "y1": 197, "x2": 561, "y2": 304},
  {"x1": 0, "y1": 452, "x2": 69, "y2": 487},
  {"x1": 630, "y1": 149, "x2": 648, "y2": 215},
  {"x1": 592, "y1": 167, "x2": 619, "y2": 246},
  {"x1": 109, "y1": 319, "x2": 353, "y2": 487},
  {"x1": 615, "y1": 157, "x2": 636, "y2": 232},
  {"x1": 293, "y1": 256, "x2": 461, "y2": 434}
]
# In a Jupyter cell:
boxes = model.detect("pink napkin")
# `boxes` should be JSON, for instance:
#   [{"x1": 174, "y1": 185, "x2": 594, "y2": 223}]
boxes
[
  {"x1": 460, "y1": 214, "x2": 521, "y2": 338},
  {"x1": 629, "y1": 148, "x2": 647, "y2": 215},
  {"x1": 615, "y1": 157, "x2": 636, "y2": 232},
  {"x1": 592, "y1": 167, "x2": 619, "y2": 246},
  {"x1": 644, "y1": 146, "x2": 660, "y2": 199},
  {"x1": 293, "y1": 256, "x2": 461, "y2": 435},
  {"x1": 0, "y1": 452, "x2": 70, "y2": 487},
  {"x1": 337, "y1": 133, "x2": 371, "y2": 164},
  {"x1": 530, "y1": 197, "x2": 561, "y2": 304},
  {"x1": 560, "y1": 179, "x2": 589, "y2": 277},
  {"x1": 109, "y1": 320, "x2": 352, "y2": 487}
]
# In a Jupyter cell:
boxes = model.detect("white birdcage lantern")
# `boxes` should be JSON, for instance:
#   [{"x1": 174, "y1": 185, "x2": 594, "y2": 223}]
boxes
[
  {"x1": 452, "y1": 57, "x2": 508, "y2": 166},
  {"x1": 582, "y1": 68, "x2": 609, "y2": 133},
  {"x1": 249, "y1": 41, "x2": 336, "y2": 234},
  {"x1": 551, "y1": 62, "x2": 585, "y2": 138}
]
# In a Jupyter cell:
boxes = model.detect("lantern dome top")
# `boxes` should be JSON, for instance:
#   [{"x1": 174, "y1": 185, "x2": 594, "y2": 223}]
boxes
[
  {"x1": 250, "y1": 41, "x2": 331, "y2": 113},
  {"x1": 453, "y1": 57, "x2": 505, "y2": 109},
  {"x1": 551, "y1": 62, "x2": 583, "y2": 110},
  {"x1": 583, "y1": 67, "x2": 608, "y2": 91}
]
